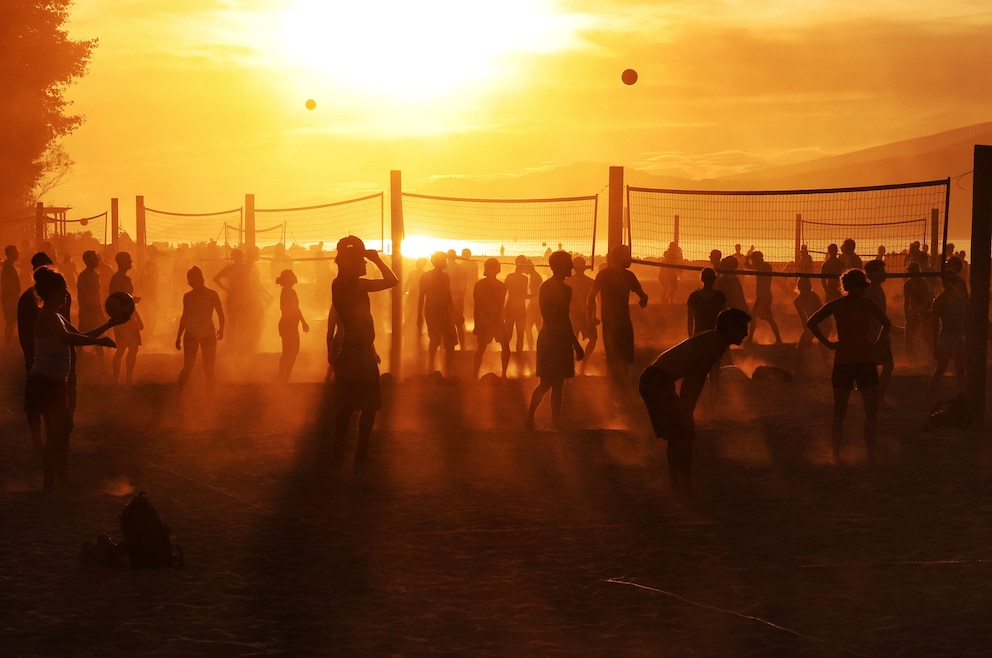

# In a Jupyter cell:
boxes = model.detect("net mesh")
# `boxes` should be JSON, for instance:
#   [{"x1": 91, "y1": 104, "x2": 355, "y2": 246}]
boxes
[
  {"x1": 401, "y1": 192, "x2": 599, "y2": 261},
  {"x1": 144, "y1": 205, "x2": 244, "y2": 247},
  {"x1": 255, "y1": 193, "x2": 384, "y2": 250},
  {"x1": 627, "y1": 180, "x2": 949, "y2": 272},
  {"x1": 50, "y1": 211, "x2": 109, "y2": 244}
]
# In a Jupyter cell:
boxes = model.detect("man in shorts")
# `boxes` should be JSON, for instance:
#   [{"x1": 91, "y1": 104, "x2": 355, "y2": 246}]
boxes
[
  {"x1": 472, "y1": 258, "x2": 510, "y2": 378},
  {"x1": 639, "y1": 307, "x2": 751, "y2": 496},
  {"x1": 806, "y1": 269, "x2": 891, "y2": 465}
]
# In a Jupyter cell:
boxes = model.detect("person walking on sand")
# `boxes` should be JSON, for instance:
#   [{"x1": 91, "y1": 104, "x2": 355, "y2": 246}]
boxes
[
  {"x1": 744, "y1": 248, "x2": 783, "y2": 345},
  {"x1": 587, "y1": 244, "x2": 648, "y2": 406},
  {"x1": 793, "y1": 277, "x2": 831, "y2": 376},
  {"x1": 417, "y1": 251, "x2": 457, "y2": 376},
  {"x1": 639, "y1": 307, "x2": 751, "y2": 496},
  {"x1": 820, "y1": 243, "x2": 843, "y2": 302},
  {"x1": 566, "y1": 255, "x2": 597, "y2": 374},
  {"x1": 926, "y1": 266, "x2": 968, "y2": 405},
  {"x1": 806, "y1": 269, "x2": 891, "y2": 465},
  {"x1": 28, "y1": 268, "x2": 118, "y2": 490},
  {"x1": 76, "y1": 250, "x2": 107, "y2": 363},
  {"x1": 472, "y1": 258, "x2": 510, "y2": 379},
  {"x1": 527, "y1": 251, "x2": 585, "y2": 430},
  {"x1": 329, "y1": 236, "x2": 398, "y2": 464},
  {"x1": 863, "y1": 260, "x2": 894, "y2": 406},
  {"x1": 109, "y1": 251, "x2": 143, "y2": 385},
  {"x1": 275, "y1": 269, "x2": 309, "y2": 383},
  {"x1": 176, "y1": 266, "x2": 225, "y2": 392},
  {"x1": 504, "y1": 255, "x2": 530, "y2": 356}
]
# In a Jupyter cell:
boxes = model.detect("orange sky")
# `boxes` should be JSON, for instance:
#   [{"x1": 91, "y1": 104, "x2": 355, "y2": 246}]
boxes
[{"x1": 52, "y1": 0, "x2": 992, "y2": 238}]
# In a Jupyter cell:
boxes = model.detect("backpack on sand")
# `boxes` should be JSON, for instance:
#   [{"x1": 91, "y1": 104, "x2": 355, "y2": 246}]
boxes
[{"x1": 119, "y1": 492, "x2": 184, "y2": 569}]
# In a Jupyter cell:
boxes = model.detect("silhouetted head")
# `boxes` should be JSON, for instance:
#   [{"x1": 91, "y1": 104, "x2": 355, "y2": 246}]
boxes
[
  {"x1": 716, "y1": 307, "x2": 751, "y2": 345},
  {"x1": 33, "y1": 251, "x2": 56, "y2": 270},
  {"x1": 548, "y1": 250, "x2": 573, "y2": 277},
  {"x1": 797, "y1": 277, "x2": 812, "y2": 292},
  {"x1": 906, "y1": 261, "x2": 921, "y2": 274},
  {"x1": 720, "y1": 256, "x2": 738, "y2": 271},
  {"x1": 335, "y1": 236, "x2": 366, "y2": 276},
  {"x1": 115, "y1": 251, "x2": 132, "y2": 269},
  {"x1": 841, "y1": 238, "x2": 856, "y2": 254},
  {"x1": 230, "y1": 249, "x2": 244, "y2": 264},
  {"x1": 700, "y1": 267, "x2": 716, "y2": 282},
  {"x1": 4, "y1": 245, "x2": 17, "y2": 259},
  {"x1": 573, "y1": 255, "x2": 588, "y2": 272},
  {"x1": 751, "y1": 251, "x2": 764, "y2": 263},
  {"x1": 608, "y1": 244, "x2": 631, "y2": 268},
  {"x1": 514, "y1": 254, "x2": 527, "y2": 269},
  {"x1": 827, "y1": 243, "x2": 838, "y2": 256},
  {"x1": 841, "y1": 268, "x2": 868, "y2": 292},
  {"x1": 446, "y1": 249, "x2": 457, "y2": 261},
  {"x1": 946, "y1": 256, "x2": 963, "y2": 274},
  {"x1": 275, "y1": 269, "x2": 297, "y2": 286},
  {"x1": 187, "y1": 266, "x2": 204, "y2": 287},
  {"x1": 461, "y1": 248, "x2": 472, "y2": 258},
  {"x1": 709, "y1": 249, "x2": 722, "y2": 264},
  {"x1": 33, "y1": 267, "x2": 67, "y2": 304},
  {"x1": 864, "y1": 259, "x2": 885, "y2": 281},
  {"x1": 415, "y1": 256, "x2": 428, "y2": 270},
  {"x1": 484, "y1": 258, "x2": 500, "y2": 277},
  {"x1": 430, "y1": 251, "x2": 447, "y2": 269}
]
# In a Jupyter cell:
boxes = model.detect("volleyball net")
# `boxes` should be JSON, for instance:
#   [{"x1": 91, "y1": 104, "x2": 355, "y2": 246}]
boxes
[
  {"x1": 48, "y1": 210, "x2": 109, "y2": 244},
  {"x1": 401, "y1": 192, "x2": 599, "y2": 263},
  {"x1": 144, "y1": 204, "x2": 244, "y2": 247},
  {"x1": 255, "y1": 193, "x2": 384, "y2": 250},
  {"x1": 627, "y1": 179, "x2": 950, "y2": 275}
]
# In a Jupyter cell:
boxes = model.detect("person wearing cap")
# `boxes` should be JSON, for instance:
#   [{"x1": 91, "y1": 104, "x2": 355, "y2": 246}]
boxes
[
  {"x1": 329, "y1": 236, "x2": 397, "y2": 464},
  {"x1": 806, "y1": 269, "x2": 891, "y2": 465},
  {"x1": 565, "y1": 255, "x2": 596, "y2": 373}
]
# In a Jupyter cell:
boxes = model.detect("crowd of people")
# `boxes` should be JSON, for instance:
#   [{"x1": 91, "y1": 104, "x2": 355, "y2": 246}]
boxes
[{"x1": 0, "y1": 233, "x2": 980, "y2": 494}]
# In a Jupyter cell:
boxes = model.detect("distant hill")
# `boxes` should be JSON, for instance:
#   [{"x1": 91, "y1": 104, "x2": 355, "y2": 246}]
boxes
[{"x1": 417, "y1": 123, "x2": 992, "y2": 242}]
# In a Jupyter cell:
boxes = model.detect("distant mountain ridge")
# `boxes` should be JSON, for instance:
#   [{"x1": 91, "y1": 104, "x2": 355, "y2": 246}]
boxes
[{"x1": 417, "y1": 123, "x2": 992, "y2": 240}]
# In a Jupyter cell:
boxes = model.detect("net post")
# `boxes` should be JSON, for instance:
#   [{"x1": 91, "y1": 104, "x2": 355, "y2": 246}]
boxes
[
  {"x1": 390, "y1": 170, "x2": 404, "y2": 379},
  {"x1": 930, "y1": 208, "x2": 941, "y2": 270},
  {"x1": 608, "y1": 166, "x2": 624, "y2": 253},
  {"x1": 135, "y1": 197, "x2": 145, "y2": 259},
  {"x1": 968, "y1": 145, "x2": 991, "y2": 424},
  {"x1": 795, "y1": 213, "x2": 802, "y2": 264},
  {"x1": 110, "y1": 197, "x2": 119, "y2": 251},
  {"x1": 245, "y1": 194, "x2": 255, "y2": 249},
  {"x1": 673, "y1": 214, "x2": 680, "y2": 245},
  {"x1": 35, "y1": 202, "x2": 44, "y2": 242}
]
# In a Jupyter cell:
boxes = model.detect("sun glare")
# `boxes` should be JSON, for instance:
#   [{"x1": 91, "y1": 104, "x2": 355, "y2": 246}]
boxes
[{"x1": 280, "y1": 0, "x2": 579, "y2": 100}]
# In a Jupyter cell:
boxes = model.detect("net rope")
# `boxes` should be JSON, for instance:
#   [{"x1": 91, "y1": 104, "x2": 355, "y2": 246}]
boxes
[
  {"x1": 255, "y1": 193, "x2": 384, "y2": 250},
  {"x1": 145, "y1": 204, "x2": 244, "y2": 247}
]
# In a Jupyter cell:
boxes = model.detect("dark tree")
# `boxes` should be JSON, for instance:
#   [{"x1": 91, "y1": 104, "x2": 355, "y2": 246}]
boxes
[{"x1": 0, "y1": 1, "x2": 95, "y2": 218}]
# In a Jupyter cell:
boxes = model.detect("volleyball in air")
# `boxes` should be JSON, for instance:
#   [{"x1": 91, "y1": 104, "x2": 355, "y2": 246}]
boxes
[
  {"x1": 621, "y1": 69, "x2": 638, "y2": 85},
  {"x1": 305, "y1": 99, "x2": 317, "y2": 110}
]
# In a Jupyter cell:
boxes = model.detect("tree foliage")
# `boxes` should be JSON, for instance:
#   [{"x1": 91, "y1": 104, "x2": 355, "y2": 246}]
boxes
[{"x1": 0, "y1": 0, "x2": 95, "y2": 219}]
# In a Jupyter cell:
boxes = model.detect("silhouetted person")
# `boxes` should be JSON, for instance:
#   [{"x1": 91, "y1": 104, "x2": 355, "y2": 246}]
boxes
[
  {"x1": 566, "y1": 255, "x2": 597, "y2": 373},
  {"x1": 109, "y1": 251, "x2": 143, "y2": 385},
  {"x1": 213, "y1": 248, "x2": 251, "y2": 355},
  {"x1": 417, "y1": 251, "x2": 457, "y2": 375},
  {"x1": 686, "y1": 268, "x2": 726, "y2": 337},
  {"x1": 472, "y1": 258, "x2": 510, "y2": 378},
  {"x1": 176, "y1": 266, "x2": 225, "y2": 392},
  {"x1": 527, "y1": 251, "x2": 584, "y2": 430},
  {"x1": 708, "y1": 249, "x2": 722, "y2": 272},
  {"x1": 587, "y1": 244, "x2": 648, "y2": 404},
  {"x1": 926, "y1": 268, "x2": 968, "y2": 404},
  {"x1": 404, "y1": 256, "x2": 428, "y2": 342},
  {"x1": 714, "y1": 256, "x2": 747, "y2": 313},
  {"x1": 446, "y1": 249, "x2": 468, "y2": 349},
  {"x1": 658, "y1": 241, "x2": 683, "y2": 304},
  {"x1": 793, "y1": 277, "x2": 831, "y2": 375},
  {"x1": 524, "y1": 258, "x2": 543, "y2": 351},
  {"x1": 864, "y1": 260, "x2": 893, "y2": 406},
  {"x1": 460, "y1": 248, "x2": 479, "y2": 322},
  {"x1": 59, "y1": 252, "x2": 78, "y2": 298},
  {"x1": 744, "y1": 248, "x2": 783, "y2": 344},
  {"x1": 795, "y1": 244, "x2": 814, "y2": 274},
  {"x1": 840, "y1": 238, "x2": 863, "y2": 270},
  {"x1": 2, "y1": 245, "x2": 19, "y2": 347},
  {"x1": 639, "y1": 307, "x2": 751, "y2": 496},
  {"x1": 820, "y1": 243, "x2": 843, "y2": 301},
  {"x1": 275, "y1": 269, "x2": 309, "y2": 383},
  {"x1": 731, "y1": 243, "x2": 746, "y2": 269},
  {"x1": 140, "y1": 245, "x2": 160, "y2": 342},
  {"x1": 17, "y1": 253, "x2": 59, "y2": 455},
  {"x1": 29, "y1": 268, "x2": 117, "y2": 490},
  {"x1": 329, "y1": 237, "x2": 397, "y2": 464},
  {"x1": 77, "y1": 250, "x2": 106, "y2": 363},
  {"x1": 504, "y1": 255, "x2": 530, "y2": 355},
  {"x1": 806, "y1": 269, "x2": 891, "y2": 465},
  {"x1": 902, "y1": 261, "x2": 933, "y2": 358}
]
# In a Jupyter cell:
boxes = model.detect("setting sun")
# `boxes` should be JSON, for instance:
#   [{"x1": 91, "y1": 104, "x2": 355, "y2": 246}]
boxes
[{"x1": 278, "y1": 0, "x2": 581, "y2": 100}]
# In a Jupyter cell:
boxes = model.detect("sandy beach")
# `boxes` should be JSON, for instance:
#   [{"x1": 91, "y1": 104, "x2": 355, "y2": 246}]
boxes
[{"x1": 2, "y1": 303, "x2": 991, "y2": 656}]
